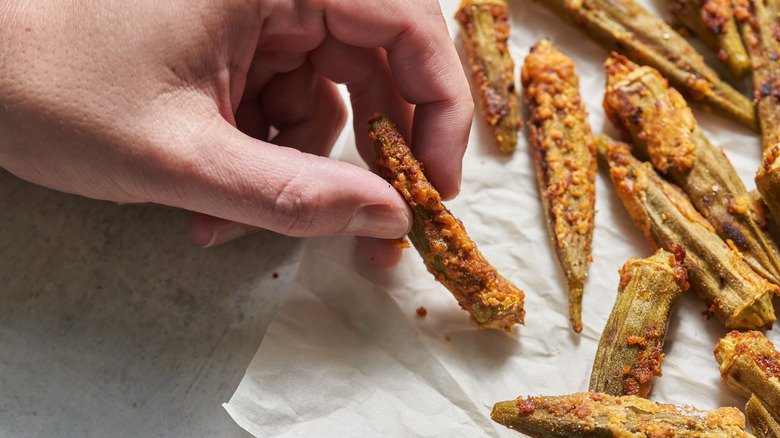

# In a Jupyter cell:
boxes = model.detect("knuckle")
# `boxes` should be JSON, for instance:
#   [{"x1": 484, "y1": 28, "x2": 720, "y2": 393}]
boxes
[{"x1": 270, "y1": 173, "x2": 324, "y2": 236}]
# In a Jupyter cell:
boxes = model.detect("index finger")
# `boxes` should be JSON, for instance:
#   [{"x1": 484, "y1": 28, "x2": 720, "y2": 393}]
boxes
[{"x1": 323, "y1": 0, "x2": 474, "y2": 199}]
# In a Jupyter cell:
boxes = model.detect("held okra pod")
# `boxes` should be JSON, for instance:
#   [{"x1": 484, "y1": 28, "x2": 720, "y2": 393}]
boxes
[
  {"x1": 455, "y1": 0, "x2": 521, "y2": 154},
  {"x1": 491, "y1": 391, "x2": 754, "y2": 437},
  {"x1": 746, "y1": 394, "x2": 780, "y2": 438},
  {"x1": 532, "y1": 0, "x2": 757, "y2": 130},
  {"x1": 603, "y1": 55, "x2": 780, "y2": 287},
  {"x1": 668, "y1": 0, "x2": 750, "y2": 79},
  {"x1": 597, "y1": 134, "x2": 777, "y2": 330},
  {"x1": 714, "y1": 330, "x2": 780, "y2": 419},
  {"x1": 520, "y1": 38, "x2": 597, "y2": 333},
  {"x1": 589, "y1": 248, "x2": 688, "y2": 397},
  {"x1": 368, "y1": 113, "x2": 525, "y2": 331}
]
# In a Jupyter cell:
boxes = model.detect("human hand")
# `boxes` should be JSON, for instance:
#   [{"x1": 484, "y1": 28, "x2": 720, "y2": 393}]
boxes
[{"x1": 0, "y1": 0, "x2": 472, "y2": 266}]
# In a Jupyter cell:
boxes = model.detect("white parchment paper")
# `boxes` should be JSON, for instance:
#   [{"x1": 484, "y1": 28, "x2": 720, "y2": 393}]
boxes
[{"x1": 225, "y1": 0, "x2": 780, "y2": 436}]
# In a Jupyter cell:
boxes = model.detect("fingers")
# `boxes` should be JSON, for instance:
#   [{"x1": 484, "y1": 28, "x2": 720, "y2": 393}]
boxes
[
  {"x1": 318, "y1": 0, "x2": 474, "y2": 199},
  {"x1": 258, "y1": 61, "x2": 347, "y2": 155},
  {"x1": 356, "y1": 236, "x2": 404, "y2": 268},
  {"x1": 309, "y1": 36, "x2": 413, "y2": 169},
  {"x1": 146, "y1": 114, "x2": 411, "y2": 241}
]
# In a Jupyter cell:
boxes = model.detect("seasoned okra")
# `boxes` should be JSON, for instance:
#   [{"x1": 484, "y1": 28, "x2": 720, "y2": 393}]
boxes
[
  {"x1": 736, "y1": 0, "x2": 780, "y2": 231},
  {"x1": 520, "y1": 38, "x2": 597, "y2": 333},
  {"x1": 603, "y1": 55, "x2": 780, "y2": 287},
  {"x1": 714, "y1": 330, "x2": 780, "y2": 419},
  {"x1": 746, "y1": 394, "x2": 780, "y2": 438},
  {"x1": 597, "y1": 134, "x2": 777, "y2": 330},
  {"x1": 589, "y1": 249, "x2": 688, "y2": 397},
  {"x1": 455, "y1": 0, "x2": 521, "y2": 154},
  {"x1": 669, "y1": 0, "x2": 750, "y2": 79},
  {"x1": 368, "y1": 113, "x2": 525, "y2": 331},
  {"x1": 533, "y1": 0, "x2": 757, "y2": 130},
  {"x1": 491, "y1": 391, "x2": 754, "y2": 437}
]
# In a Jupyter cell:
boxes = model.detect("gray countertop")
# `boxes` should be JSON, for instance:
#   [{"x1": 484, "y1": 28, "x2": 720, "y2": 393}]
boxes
[{"x1": 0, "y1": 168, "x2": 304, "y2": 437}]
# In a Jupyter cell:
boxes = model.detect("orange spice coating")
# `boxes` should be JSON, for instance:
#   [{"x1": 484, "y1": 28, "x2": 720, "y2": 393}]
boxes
[
  {"x1": 715, "y1": 330, "x2": 780, "y2": 419},
  {"x1": 368, "y1": 113, "x2": 525, "y2": 331},
  {"x1": 589, "y1": 248, "x2": 688, "y2": 398},
  {"x1": 520, "y1": 38, "x2": 596, "y2": 333},
  {"x1": 668, "y1": 0, "x2": 750, "y2": 78},
  {"x1": 603, "y1": 55, "x2": 696, "y2": 175},
  {"x1": 603, "y1": 55, "x2": 780, "y2": 288},
  {"x1": 455, "y1": 0, "x2": 521, "y2": 153},
  {"x1": 491, "y1": 391, "x2": 752, "y2": 437},
  {"x1": 534, "y1": 0, "x2": 756, "y2": 129},
  {"x1": 597, "y1": 135, "x2": 777, "y2": 330}
]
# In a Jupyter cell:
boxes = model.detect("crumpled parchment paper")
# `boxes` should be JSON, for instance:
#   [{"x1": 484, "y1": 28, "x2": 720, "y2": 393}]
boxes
[{"x1": 224, "y1": 0, "x2": 780, "y2": 436}]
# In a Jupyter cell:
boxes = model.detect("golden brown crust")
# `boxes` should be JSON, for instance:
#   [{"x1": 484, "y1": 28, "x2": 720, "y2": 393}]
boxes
[
  {"x1": 669, "y1": 0, "x2": 750, "y2": 78},
  {"x1": 534, "y1": 0, "x2": 757, "y2": 129},
  {"x1": 590, "y1": 249, "x2": 688, "y2": 398},
  {"x1": 715, "y1": 330, "x2": 780, "y2": 420},
  {"x1": 369, "y1": 113, "x2": 525, "y2": 331},
  {"x1": 520, "y1": 38, "x2": 596, "y2": 333},
  {"x1": 491, "y1": 391, "x2": 752, "y2": 437},
  {"x1": 597, "y1": 134, "x2": 778, "y2": 330},
  {"x1": 603, "y1": 55, "x2": 697, "y2": 175},
  {"x1": 456, "y1": 0, "x2": 521, "y2": 153},
  {"x1": 604, "y1": 55, "x2": 780, "y2": 287}
]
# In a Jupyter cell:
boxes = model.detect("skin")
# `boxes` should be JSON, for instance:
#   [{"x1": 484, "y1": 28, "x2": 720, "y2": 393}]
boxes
[{"x1": 0, "y1": 0, "x2": 473, "y2": 267}]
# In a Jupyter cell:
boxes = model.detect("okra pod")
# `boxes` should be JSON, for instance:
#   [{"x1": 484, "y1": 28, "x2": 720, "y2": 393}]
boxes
[
  {"x1": 589, "y1": 248, "x2": 688, "y2": 397},
  {"x1": 669, "y1": 0, "x2": 751, "y2": 79},
  {"x1": 603, "y1": 55, "x2": 780, "y2": 287},
  {"x1": 746, "y1": 394, "x2": 780, "y2": 438},
  {"x1": 455, "y1": 0, "x2": 521, "y2": 154},
  {"x1": 736, "y1": 0, "x2": 780, "y2": 231},
  {"x1": 520, "y1": 38, "x2": 597, "y2": 333},
  {"x1": 734, "y1": 0, "x2": 780, "y2": 150},
  {"x1": 368, "y1": 113, "x2": 525, "y2": 331},
  {"x1": 533, "y1": 0, "x2": 757, "y2": 130},
  {"x1": 714, "y1": 330, "x2": 780, "y2": 419},
  {"x1": 597, "y1": 134, "x2": 777, "y2": 330},
  {"x1": 491, "y1": 391, "x2": 754, "y2": 437}
]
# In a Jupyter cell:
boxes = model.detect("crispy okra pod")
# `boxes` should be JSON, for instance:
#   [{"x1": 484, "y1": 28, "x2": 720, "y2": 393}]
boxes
[
  {"x1": 746, "y1": 394, "x2": 780, "y2": 438},
  {"x1": 455, "y1": 0, "x2": 521, "y2": 154},
  {"x1": 669, "y1": 0, "x2": 751, "y2": 79},
  {"x1": 368, "y1": 113, "x2": 525, "y2": 331},
  {"x1": 491, "y1": 391, "x2": 754, "y2": 437},
  {"x1": 533, "y1": 0, "x2": 757, "y2": 130},
  {"x1": 714, "y1": 330, "x2": 780, "y2": 419},
  {"x1": 589, "y1": 249, "x2": 688, "y2": 397},
  {"x1": 734, "y1": 0, "x2": 780, "y2": 150},
  {"x1": 597, "y1": 134, "x2": 777, "y2": 330},
  {"x1": 519, "y1": 38, "x2": 597, "y2": 333},
  {"x1": 603, "y1": 55, "x2": 780, "y2": 287},
  {"x1": 736, "y1": 0, "x2": 780, "y2": 231}
]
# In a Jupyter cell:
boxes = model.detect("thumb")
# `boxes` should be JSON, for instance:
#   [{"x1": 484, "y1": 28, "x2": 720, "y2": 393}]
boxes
[{"x1": 153, "y1": 119, "x2": 412, "y2": 242}]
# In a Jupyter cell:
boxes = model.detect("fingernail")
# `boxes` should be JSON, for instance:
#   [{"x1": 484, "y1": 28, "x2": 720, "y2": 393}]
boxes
[
  {"x1": 204, "y1": 223, "x2": 252, "y2": 247},
  {"x1": 343, "y1": 205, "x2": 411, "y2": 238}
]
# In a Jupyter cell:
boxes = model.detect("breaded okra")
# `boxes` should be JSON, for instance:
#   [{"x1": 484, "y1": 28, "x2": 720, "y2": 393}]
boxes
[
  {"x1": 368, "y1": 113, "x2": 525, "y2": 331},
  {"x1": 520, "y1": 38, "x2": 597, "y2": 333},
  {"x1": 491, "y1": 391, "x2": 754, "y2": 437},
  {"x1": 590, "y1": 248, "x2": 688, "y2": 397},
  {"x1": 736, "y1": 0, "x2": 780, "y2": 231},
  {"x1": 669, "y1": 0, "x2": 750, "y2": 79},
  {"x1": 455, "y1": 0, "x2": 521, "y2": 154},
  {"x1": 603, "y1": 55, "x2": 780, "y2": 287},
  {"x1": 533, "y1": 0, "x2": 757, "y2": 130},
  {"x1": 746, "y1": 395, "x2": 780, "y2": 438},
  {"x1": 734, "y1": 0, "x2": 780, "y2": 150},
  {"x1": 714, "y1": 330, "x2": 780, "y2": 419},
  {"x1": 597, "y1": 135, "x2": 777, "y2": 330}
]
